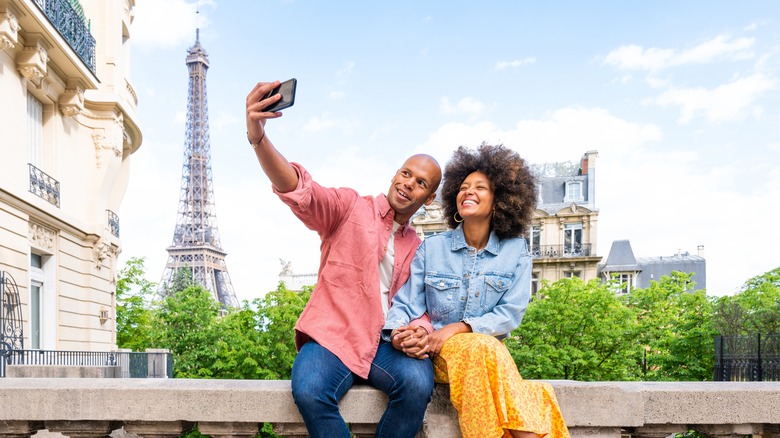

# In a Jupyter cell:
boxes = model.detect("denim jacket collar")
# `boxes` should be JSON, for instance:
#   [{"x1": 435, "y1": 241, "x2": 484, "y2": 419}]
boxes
[{"x1": 450, "y1": 225, "x2": 500, "y2": 255}]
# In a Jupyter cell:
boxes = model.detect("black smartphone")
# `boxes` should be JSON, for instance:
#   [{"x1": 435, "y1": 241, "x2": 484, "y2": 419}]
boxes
[{"x1": 264, "y1": 78, "x2": 297, "y2": 112}]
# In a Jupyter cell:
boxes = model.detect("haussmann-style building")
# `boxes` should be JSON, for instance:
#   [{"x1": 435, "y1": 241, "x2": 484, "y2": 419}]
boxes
[{"x1": 0, "y1": 0, "x2": 142, "y2": 360}]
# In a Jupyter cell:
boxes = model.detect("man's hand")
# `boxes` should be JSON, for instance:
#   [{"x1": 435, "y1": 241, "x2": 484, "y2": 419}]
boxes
[
  {"x1": 245, "y1": 81, "x2": 284, "y2": 145},
  {"x1": 391, "y1": 325, "x2": 430, "y2": 359}
]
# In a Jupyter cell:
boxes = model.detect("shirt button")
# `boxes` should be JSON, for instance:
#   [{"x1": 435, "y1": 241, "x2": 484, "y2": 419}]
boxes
[
  {"x1": 383, "y1": 246, "x2": 388, "y2": 252},
  {"x1": 475, "y1": 292, "x2": 480, "y2": 297},
  {"x1": 439, "y1": 281, "x2": 445, "y2": 287},
  {"x1": 386, "y1": 226, "x2": 390, "y2": 231}
]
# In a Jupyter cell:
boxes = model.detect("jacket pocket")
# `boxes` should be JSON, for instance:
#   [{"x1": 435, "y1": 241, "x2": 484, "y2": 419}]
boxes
[
  {"x1": 481, "y1": 272, "x2": 513, "y2": 312},
  {"x1": 425, "y1": 274, "x2": 461, "y2": 316}
]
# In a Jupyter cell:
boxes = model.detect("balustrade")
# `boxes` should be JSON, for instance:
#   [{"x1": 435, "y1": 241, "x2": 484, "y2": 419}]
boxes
[{"x1": 1, "y1": 379, "x2": 780, "y2": 438}]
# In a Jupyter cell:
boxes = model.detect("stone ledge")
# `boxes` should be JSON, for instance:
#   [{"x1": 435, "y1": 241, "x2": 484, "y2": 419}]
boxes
[{"x1": 1, "y1": 379, "x2": 780, "y2": 437}]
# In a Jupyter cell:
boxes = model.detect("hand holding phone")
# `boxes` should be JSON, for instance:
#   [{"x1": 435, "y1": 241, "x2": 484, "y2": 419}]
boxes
[{"x1": 263, "y1": 78, "x2": 297, "y2": 112}]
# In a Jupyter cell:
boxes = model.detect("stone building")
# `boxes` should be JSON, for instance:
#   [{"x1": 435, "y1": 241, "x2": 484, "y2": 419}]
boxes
[
  {"x1": 598, "y1": 240, "x2": 707, "y2": 294},
  {"x1": 0, "y1": 0, "x2": 142, "y2": 352}
]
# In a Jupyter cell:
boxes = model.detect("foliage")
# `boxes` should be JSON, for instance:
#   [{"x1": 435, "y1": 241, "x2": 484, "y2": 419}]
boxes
[
  {"x1": 254, "y1": 282, "x2": 312, "y2": 379},
  {"x1": 508, "y1": 277, "x2": 638, "y2": 381},
  {"x1": 625, "y1": 272, "x2": 716, "y2": 381},
  {"x1": 712, "y1": 267, "x2": 780, "y2": 335},
  {"x1": 154, "y1": 285, "x2": 221, "y2": 378},
  {"x1": 115, "y1": 257, "x2": 155, "y2": 351}
]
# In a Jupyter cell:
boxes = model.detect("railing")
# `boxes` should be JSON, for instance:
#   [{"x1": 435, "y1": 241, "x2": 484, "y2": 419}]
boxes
[
  {"x1": 28, "y1": 163, "x2": 60, "y2": 208},
  {"x1": 1, "y1": 349, "x2": 173, "y2": 378},
  {"x1": 530, "y1": 243, "x2": 592, "y2": 258},
  {"x1": 30, "y1": 0, "x2": 96, "y2": 74},
  {"x1": 106, "y1": 210, "x2": 120, "y2": 237},
  {"x1": 1, "y1": 380, "x2": 780, "y2": 438},
  {"x1": 714, "y1": 334, "x2": 780, "y2": 381}
]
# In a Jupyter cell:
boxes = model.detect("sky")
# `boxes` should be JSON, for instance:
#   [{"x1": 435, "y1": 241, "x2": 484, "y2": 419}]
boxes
[{"x1": 119, "y1": 0, "x2": 780, "y2": 303}]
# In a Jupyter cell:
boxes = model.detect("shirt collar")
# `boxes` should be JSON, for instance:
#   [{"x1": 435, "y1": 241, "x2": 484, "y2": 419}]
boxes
[
  {"x1": 451, "y1": 225, "x2": 500, "y2": 255},
  {"x1": 378, "y1": 194, "x2": 413, "y2": 237}
]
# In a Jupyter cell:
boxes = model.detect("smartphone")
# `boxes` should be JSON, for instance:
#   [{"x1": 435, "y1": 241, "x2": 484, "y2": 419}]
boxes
[{"x1": 263, "y1": 78, "x2": 297, "y2": 112}]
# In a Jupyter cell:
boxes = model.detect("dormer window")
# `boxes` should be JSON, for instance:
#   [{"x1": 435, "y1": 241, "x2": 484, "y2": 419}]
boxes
[{"x1": 564, "y1": 180, "x2": 584, "y2": 203}]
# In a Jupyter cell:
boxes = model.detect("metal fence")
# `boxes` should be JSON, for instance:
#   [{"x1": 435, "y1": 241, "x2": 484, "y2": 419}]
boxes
[
  {"x1": 714, "y1": 334, "x2": 780, "y2": 381},
  {"x1": 1, "y1": 349, "x2": 173, "y2": 378}
]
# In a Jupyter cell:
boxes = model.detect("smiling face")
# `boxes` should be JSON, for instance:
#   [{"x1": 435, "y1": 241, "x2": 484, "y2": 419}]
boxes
[
  {"x1": 387, "y1": 154, "x2": 441, "y2": 224},
  {"x1": 456, "y1": 171, "x2": 494, "y2": 224}
]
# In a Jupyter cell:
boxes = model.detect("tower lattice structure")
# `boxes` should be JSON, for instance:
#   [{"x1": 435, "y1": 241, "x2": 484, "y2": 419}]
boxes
[{"x1": 159, "y1": 30, "x2": 239, "y2": 308}]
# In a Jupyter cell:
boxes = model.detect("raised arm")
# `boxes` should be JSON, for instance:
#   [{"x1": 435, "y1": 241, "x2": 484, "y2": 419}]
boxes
[{"x1": 245, "y1": 81, "x2": 298, "y2": 193}]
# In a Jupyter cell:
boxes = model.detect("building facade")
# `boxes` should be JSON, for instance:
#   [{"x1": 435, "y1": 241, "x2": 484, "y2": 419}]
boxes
[
  {"x1": 412, "y1": 150, "x2": 602, "y2": 295},
  {"x1": 0, "y1": 0, "x2": 142, "y2": 352},
  {"x1": 598, "y1": 240, "x2": 707, "y2": 294}
]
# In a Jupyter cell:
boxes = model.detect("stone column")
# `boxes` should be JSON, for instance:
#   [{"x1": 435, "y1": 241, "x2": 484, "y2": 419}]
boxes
[
  {"x1": 122, "y1": 421, "x2": 193, "y2": 438},
  {"x1": 0, "y1": 421, "x2": 44, "y2": 438},
  {"x1": 44, "y1": 421, "x2": 116, "y2": 438},
  {"x1": 632, "y1": 425, "x2": 687, "y2": 438},
  {"x1": 197, "y1": 422, "x2": 259, "y2": 438}
]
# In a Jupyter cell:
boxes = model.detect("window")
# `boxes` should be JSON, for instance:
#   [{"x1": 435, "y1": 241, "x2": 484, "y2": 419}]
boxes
[
  {"x1": 531, "y1": 272, "x2": 540, "y2": 298},
  {"x1": 564, "y1": 180, "x2": 584, "y2": 203},
  {"x1": 27, "y1": 93, "x2": 43, "y2": 167},
  {"x1": 530, "y1": 226, "x2": 541, "y2": 257},
  {"x1": 564, "y1": 271, "x2": 581, "y2": 279},
  {"x1": 612, "y1": 273, "x2": 634, "y2": 295},
  {"x1": 563, "y1": 222, "x2": 583, "y2": 255},
  {"x1": 29, "y1": 253, "x2": 44, "y2": 349},
  {"x1": 29, "y1": 251, "x2": 55, "y2": 349}
]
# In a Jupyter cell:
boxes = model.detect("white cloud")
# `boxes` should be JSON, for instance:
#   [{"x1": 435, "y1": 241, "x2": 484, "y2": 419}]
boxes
[
  {"x1": 303, "y1": 115, "x2": 338, "y2": 132},
  {"x1": 329, "y1": 90, "x2": 345, "y2": 99},
  {"x1": 439, "y1": 97, "x2": 487, "y2": 117},
  {"x1": 336, "y1": 61, "x2": 355, "y2": 83},
  {"x1": 649, "y1": 73, "x2": 778, "y2": 123},
  {"x1": 420, "y1": 106, "x2": 662, "y2": 165},
  {"x1": 131, "y1": 0, "x2": 216, "y2": 49},
  {"x1": 302, "y1": 114, "x2": 359, "y2": 134},
  {"x1": 494, "y1": 57, "x2": 536, "y2": 70},
  {"x1": 603, "y1": 35, "x2": 755, "y2": 71}
]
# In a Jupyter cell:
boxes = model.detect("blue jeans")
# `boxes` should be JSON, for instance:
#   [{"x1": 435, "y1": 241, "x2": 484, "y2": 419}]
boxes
[{"x1": 291, "y1": 340, "x2": 434, "y2": 438}]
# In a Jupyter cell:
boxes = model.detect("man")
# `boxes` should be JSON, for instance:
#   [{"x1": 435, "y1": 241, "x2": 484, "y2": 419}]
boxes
[{"x1": 246, "y1": 81, "x2": 442, "y2": 438}]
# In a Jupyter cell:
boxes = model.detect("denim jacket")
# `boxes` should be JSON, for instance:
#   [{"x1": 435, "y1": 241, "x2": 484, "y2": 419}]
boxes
[{"x1": 383, "y1": 225, "x2": 532, "y2": 339}]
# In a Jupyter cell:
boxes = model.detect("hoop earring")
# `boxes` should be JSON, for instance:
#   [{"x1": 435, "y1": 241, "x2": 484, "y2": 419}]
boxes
[{"x1": 454, "y1": 212, "x2": 464, "y2": 223}]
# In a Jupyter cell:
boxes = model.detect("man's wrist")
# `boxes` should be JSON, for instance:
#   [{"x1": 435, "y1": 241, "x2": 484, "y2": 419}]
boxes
[{"x1": 247, "y1": 130, "x2": 265, "y2": 149}]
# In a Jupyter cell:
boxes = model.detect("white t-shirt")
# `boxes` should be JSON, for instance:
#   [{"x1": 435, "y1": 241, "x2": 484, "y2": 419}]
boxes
[{"x1": 379, "y1": 221, "x2": 401, "y2": 317}]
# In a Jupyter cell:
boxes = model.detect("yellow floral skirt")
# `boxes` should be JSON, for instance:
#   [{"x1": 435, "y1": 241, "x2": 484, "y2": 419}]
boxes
[{"x1": 433, "y1": 333, "x2": 570, "y2": 438}]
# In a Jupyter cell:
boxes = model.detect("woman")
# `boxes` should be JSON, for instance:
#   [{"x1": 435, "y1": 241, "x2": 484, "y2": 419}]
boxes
[{"x1": 384, "y1": 144, "x2": 569, "y2": 438}]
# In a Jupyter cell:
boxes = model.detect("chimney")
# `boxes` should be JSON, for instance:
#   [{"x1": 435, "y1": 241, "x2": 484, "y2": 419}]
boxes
[{"x1": 697, "y1": 245, "x2": 705, "y2": 258}]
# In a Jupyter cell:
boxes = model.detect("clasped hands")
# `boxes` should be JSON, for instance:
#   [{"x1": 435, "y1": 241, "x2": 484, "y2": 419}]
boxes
[{"x1": 391, "y1": 325, "x2": 430, "y2": 359}]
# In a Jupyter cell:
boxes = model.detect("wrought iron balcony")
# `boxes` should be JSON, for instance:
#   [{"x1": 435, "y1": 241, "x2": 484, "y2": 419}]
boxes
[
  {"x1": 530, "y1": 243, "x2": 592, "y2": 258},
  {"x1": 28, "y1": 163, "x2": 60, "y2": 208},
  {"x1": 31, "y1": 0, "x2": 96, "y2": 74},
  {"x1": 106, "y1": 210, "x2": 120, "y2": 237}
]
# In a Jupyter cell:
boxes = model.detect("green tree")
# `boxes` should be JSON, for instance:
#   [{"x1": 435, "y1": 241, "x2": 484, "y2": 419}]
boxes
[
  {"x1": 508, "y1": 277, "x2": 637, "y2": 381},
  {"x1": 115, "y1": 257, "x2": 155, "y2": 351},
  {"x1": 713, "y1": 267, "x2": 780, "y2": 335},
  {"x1": 154, "y1": 285, "x2": 221, "y2": 378},
  {"x1": 626, "y1": 272, "x2": 716, "y2": 381},
  {"x1": 254, "y1": 282, "x2": 312, "y2": 379}
]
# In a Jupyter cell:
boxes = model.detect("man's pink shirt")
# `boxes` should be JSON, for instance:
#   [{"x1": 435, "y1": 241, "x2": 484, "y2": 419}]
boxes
[{"x1": 275, "y1": 163, "x2": 433, "y2": 378}]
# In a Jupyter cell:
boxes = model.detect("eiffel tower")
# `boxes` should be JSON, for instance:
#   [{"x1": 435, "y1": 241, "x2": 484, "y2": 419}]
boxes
[{"x1": 158, "y1": 29, "x2": 239, "y2": 309}]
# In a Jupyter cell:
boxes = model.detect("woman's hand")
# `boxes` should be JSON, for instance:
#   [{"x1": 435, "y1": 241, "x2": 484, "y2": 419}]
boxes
[
  {"x1": 391, "y1": 325, "x2": 430, "y2": 359},
  {"x1": 428, "y1": 322, "x2": 472, "y2": 357}
]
